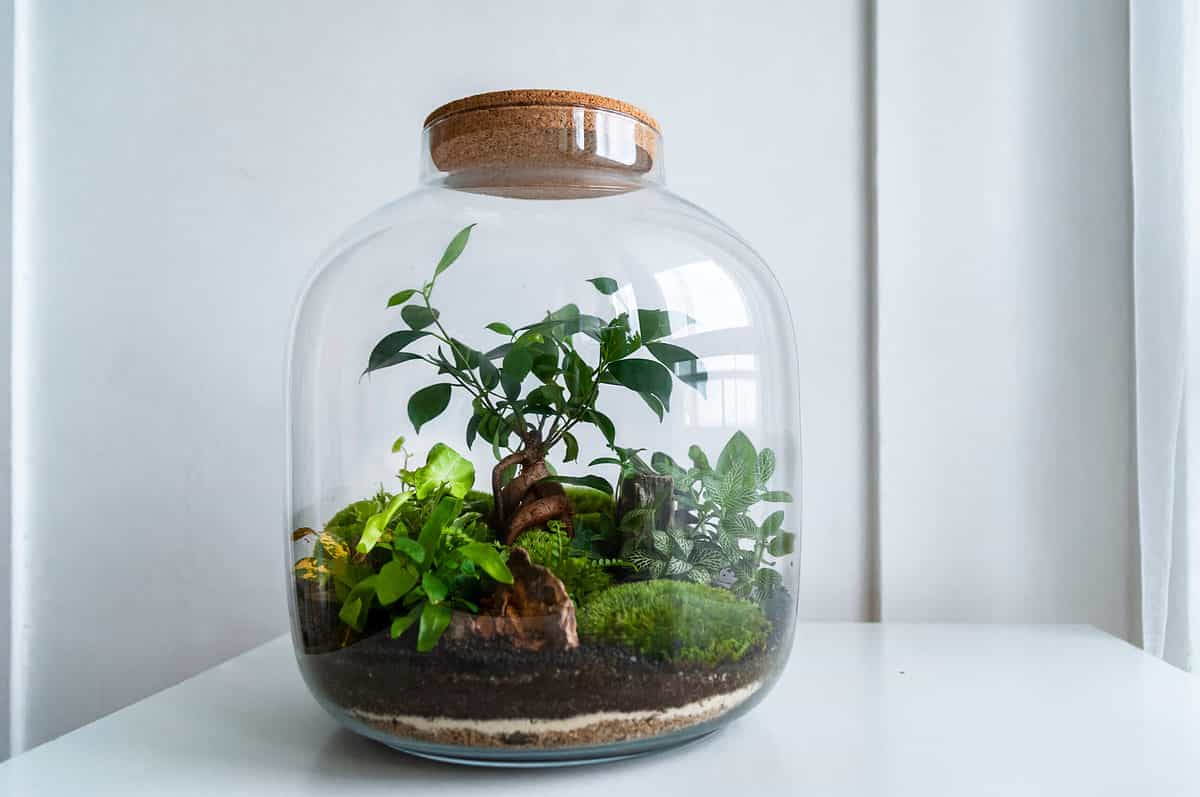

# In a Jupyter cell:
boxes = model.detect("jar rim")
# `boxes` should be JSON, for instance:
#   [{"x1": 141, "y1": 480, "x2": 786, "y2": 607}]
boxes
[{"x1": 423, "y1": 89, "x2": 661, "y2": 134}]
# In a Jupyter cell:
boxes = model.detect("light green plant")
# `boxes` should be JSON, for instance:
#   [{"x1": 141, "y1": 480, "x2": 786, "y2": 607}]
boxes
[
  {"x1": 296, "y1": 442, "x2": 513, "y2": 652},
  {"x1": 623, "y1": 431, "x2": 796, "y2": 602}
]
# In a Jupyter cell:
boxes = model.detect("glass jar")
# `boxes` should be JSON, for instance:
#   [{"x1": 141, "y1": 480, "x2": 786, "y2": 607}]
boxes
[{"x1": 287, "y1": 90, "x2": 801, "y2": 766}]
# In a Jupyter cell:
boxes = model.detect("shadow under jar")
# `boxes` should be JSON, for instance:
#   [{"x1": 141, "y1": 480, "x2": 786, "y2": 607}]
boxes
[{"x1": 287, "y1": 89, "x2": 802, "y2": 766}]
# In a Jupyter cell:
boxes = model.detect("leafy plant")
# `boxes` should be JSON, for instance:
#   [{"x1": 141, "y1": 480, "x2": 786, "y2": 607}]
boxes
[
  {"x1": 624, "y1": 431, "x2": 796, "y2": 602},
  {"x1": 296, "y1": 442, "x2": 514, "y2": 652},
  {"x1": 363, "y1": 224, "x2": 706, "y2": 544},
  {"x1": 577, "y1": 580, "x2": 769, "y2": 665}
]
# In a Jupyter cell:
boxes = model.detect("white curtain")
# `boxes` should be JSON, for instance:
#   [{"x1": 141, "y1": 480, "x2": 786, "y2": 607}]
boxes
[{"x1": 1131, "y1": 0, "x2": 1200, "y2": 669}]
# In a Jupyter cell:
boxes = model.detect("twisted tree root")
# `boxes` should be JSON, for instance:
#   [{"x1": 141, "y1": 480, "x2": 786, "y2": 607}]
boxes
[{"x1": 503, "y1": 493, "x2": 574, "y2": 545}]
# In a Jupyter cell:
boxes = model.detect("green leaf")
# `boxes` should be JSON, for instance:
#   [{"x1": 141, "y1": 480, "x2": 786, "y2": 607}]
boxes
[
  {"x1": 599, "y1": 314, "x2": 641, "y2": 360},
  {"x1": 756, "y1": 449, "x2": 777, "y2": 485},
  {"x1": 357, "y1": 513, "x2": 388, "y2": 555},
  {"x1": 607, "y1": 358, "x2": 673, "y2": 410},
  {"x1": 525, "y1": 384, "x2": 564, "y2": 412},
  {"x1": 768, "y1": 532, "x2": 796, "y2": 557},
  {"x1": 478, "y1": 358, "x2": 500, "y2": 391},
  {"x1": 531, "y1": 352, "x2": 560, "y2": 383},
  {"x1": 459, "y1": 542, "x2": 514, "y2": 584},
  {"x1": 761, "y1": 490, "x2": 794, "y2": 503},
  {"x1": 645, "y1": 340, "x2": 698, "y2": 365},
  {"x1": 449, "y1": 339, "x2": 482, "y2": 369},
  {"x1": 588, "y1": 456, "x2": 622, "y2": 466},
  {"x1": 417, "y1": 602, "x2": 453, "y2": 652},
  {"x1": 502, "y1": 347, "x2": 533, "y2": 381},
  {"x1": 376, "y1": 561, "x2": 418, "y2": 606},
  {"x1": 651, "y1": 452, "x2": 688, "y2": 482},
  {"x1": 338, "y1": 597, "x2": 364, "y2": 631},
  {"x1": 475, "y1": 409, "x2": 509, "y2": 450},
  {"x1": 761, "y1": 510, "x2": 785, "y2": 536},
  {"x1": 366, "y1": 330, "x2": 430, "y2": 373},
  {"x1": 465, "y1": 411, "x2": 481, "y2": 449},
  {"x1": 338, "y1": 576, "x2": 378, "y2": 631},
  {"x1": 716, "y1": 431, "x2": 758, "y2": 487},
  {"x1": 646, "y1": 341, "x2": 707, "y2": 396},
  {"x1": 584, "y1": 410, "x2": 616, "y2": 445},
  {"x1": 391, "y1": 436, "x2": 406, "y2": 453},
  {"x1": 723, "y1": 514, "x2": 759, "y2": 540},
  {"x1": 512, "y1": 330, "x2": 545, "y2": 350},
  {"x1": 417, "y1": 496, "x2": 463, "y2": 563},
  {"x1": 501, "y1": 347, "x2": 533, "y2": 400},
  {"x1": 387, "y1": 288, "x2": 418, "y2": 308},
  {"x1": 392, "y1": 536, "x2": 425, "y2": 564},
  {"x1": 434, "y1": 224, "x2": 476, "y2": 278},
  {"x1": 587, "y1": 276, "x2": 619, "y2": 295},
  {"x1": 651, "y1": 530, "x2": 672, "y2": 555},
  {"x1": 562, "y1": 352, "x2": 593, "y2": 400},
  {"x1": 421, "y1": 571, "x2": 448, "y2": 604},
  {"x1": 542, "y1": 474, "x2": 614, "y2": 495},
  {"x1": 485, "y1": 342, "x2": 513, "y2": 360},
  {"x1": 407, "y1": 384, "x2": 452, "y2": 433},
  {"x1": 688, "y1": 444, "x2": 711, "y2": 472},
  {"x1": 401, "y1": 304, "x2": 440, "y2": 330},
  {"x1": 389, "y1": 603, "x2": 422, "y2": 639},
  {"x1": 562, "y1": 431, "x2": 579, "y2": 463},
  {"x1": 638, "y1": 391, "x2": 665, "y2": 421},
  {"x1": 410, "y1": 442, "x2": 476, "y2": 499},
  {"x1": 486, "y1": 322, "x2": 514, "y2": 336},
  {"x1": 356, "y1": 492, "x2": 411, "y2": 554},
  {"x1": 637, "y1": 308, "x2": 672, "y2": 342}
]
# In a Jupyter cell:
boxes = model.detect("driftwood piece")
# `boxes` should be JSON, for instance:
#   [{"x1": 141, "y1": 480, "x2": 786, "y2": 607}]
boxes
[
  {"x1": 444, "y1": 548, "x2": 579, "y2": 652},
  {"x1": 615, "y1": 473, "x2": 675, "y2": 532}
]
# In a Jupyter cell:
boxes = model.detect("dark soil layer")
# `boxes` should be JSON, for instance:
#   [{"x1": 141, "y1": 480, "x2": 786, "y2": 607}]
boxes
[{"x1": 296, "y1": 581, "x2": 793, "y2": 722}]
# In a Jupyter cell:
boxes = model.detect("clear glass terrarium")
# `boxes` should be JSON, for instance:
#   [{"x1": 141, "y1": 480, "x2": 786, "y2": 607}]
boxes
[{"x1": 286, "y1": 89, "x2": 801, "y2": 766}]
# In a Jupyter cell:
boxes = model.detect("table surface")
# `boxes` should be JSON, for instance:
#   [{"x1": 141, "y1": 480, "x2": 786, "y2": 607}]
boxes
[{"x1": 2, "y1": 624, "x2": 1198, "y2": 796}]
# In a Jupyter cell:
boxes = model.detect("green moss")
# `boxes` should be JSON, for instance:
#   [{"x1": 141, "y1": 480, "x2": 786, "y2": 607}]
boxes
[
  {"x1": 564, "y1": 486, "x2": 615, "y2": 516},
  {"x1": 514, "y1": 529, "x2": 613, "y2": 605},
  {"x1": 577, "y1": 580, "x2": 769, "y2": 665}
]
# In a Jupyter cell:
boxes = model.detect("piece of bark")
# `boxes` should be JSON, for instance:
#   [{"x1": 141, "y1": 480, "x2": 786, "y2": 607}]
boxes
[
  {"x1": 615, "y1": 473, "x2": 675, "y2": 531},
  {"x1": 444, "y1": 548, "x2": 579, "y2": 652}
]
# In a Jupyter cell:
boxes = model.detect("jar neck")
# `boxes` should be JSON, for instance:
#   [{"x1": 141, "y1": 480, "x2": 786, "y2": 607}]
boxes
[{"x1": 419, "y1": 105, "x2": 665, "y2": 199}]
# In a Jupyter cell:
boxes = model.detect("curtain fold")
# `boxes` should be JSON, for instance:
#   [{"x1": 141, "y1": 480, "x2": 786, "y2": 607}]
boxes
[{"x1": 1131, "y1": 0, "x2": 1199, "y2": 669}]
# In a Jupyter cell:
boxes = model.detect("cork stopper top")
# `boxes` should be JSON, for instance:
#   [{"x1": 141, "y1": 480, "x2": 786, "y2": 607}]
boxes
[
  {"x1": 424, "y1": 89, "x2": 661, "y2": 133},
  {"x1": 421, "y1": 89, "x2": 663, "y2": 198}
]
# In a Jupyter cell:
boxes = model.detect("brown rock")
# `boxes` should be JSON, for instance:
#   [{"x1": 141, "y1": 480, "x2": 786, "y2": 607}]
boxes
[{"x1": 445, "y1": 548, "x2": 579, "y2": 651}]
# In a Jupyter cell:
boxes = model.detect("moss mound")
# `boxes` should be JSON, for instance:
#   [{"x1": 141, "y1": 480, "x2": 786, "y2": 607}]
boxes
[
  {"x1": 577, "y1": 581, "x2": 769, "y2": 665},
  {"x1": 564, "y1": 486, "x2": 615, "y2": 516},
  {"x1": 514, "y1": 529, "x2": 613, "y2": 605}
]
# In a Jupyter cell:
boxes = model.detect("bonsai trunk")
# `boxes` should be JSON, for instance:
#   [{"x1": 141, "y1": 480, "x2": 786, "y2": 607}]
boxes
[{"x1": 490, "y1": 437, "x2": 575, "y2": 545}]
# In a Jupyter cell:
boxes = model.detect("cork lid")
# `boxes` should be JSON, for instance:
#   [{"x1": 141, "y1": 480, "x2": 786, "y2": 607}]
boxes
[
  {"x1": 422, "y1": 90, "x2": 663, "y2": 197},
  {"x1": 424, "y1": 89, "x2": 660, "y2": 133}
]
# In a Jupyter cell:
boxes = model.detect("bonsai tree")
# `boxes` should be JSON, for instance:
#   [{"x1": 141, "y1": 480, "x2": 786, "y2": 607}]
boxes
[{"x1": 363, "y1": 224, "x2": 706, "y2": 544}]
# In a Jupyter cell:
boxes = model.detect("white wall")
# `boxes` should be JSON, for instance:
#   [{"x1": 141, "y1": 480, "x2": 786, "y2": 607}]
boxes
[
  {"x1": 875, "y1": 0, "x2": 1138, "y2": 639},
  {"x1": 11, "y1": 0, "x2": 872, "y2": 751}
]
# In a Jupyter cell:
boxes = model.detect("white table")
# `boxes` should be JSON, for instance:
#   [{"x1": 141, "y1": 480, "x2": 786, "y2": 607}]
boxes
[{"x1": 2, "y1": 624, "x2": 1198, "y2": 795}]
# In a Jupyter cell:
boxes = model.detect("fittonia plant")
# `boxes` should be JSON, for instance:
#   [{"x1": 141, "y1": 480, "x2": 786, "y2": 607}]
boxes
[
  {"x1": 363, "y1": 224, "x2": 707, "y2": 544},
  {"x1": 630, "y1": 431, "x2": 797, "y2": 601}
]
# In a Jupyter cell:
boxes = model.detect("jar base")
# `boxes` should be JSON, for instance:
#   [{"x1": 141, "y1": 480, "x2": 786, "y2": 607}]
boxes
[
  {"x1": 393, "y1": 729, "x2": 720, "y2": 768},
  {"x1": 325, "y1": 701, "x2": 727, "y2": 768}
]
